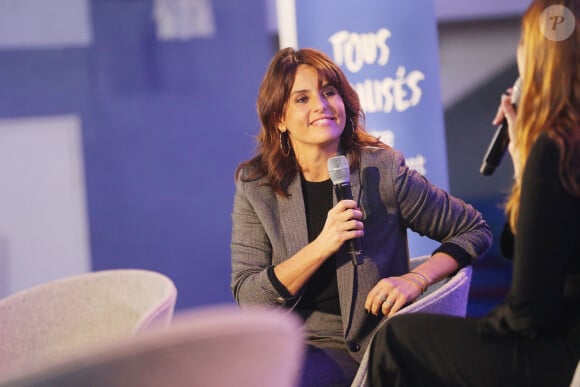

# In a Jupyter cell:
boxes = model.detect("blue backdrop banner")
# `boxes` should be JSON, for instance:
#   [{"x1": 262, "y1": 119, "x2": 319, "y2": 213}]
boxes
[{"x1": 289, "y1": 0, "x2": 449, "y2": 257}]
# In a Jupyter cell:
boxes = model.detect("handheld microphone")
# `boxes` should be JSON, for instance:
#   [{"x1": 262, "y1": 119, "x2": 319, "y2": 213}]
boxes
[
  {"x1": 327, "y1": 155, "x2": 363, "y2": 266},
  {"x1": 480, "y1": 77, "x2": 522, "y2": 176}
]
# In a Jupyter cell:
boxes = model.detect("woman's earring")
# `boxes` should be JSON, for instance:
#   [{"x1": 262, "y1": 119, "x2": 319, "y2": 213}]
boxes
[{"x1": 279, "y1": 131, "x2": 291, "y2": 157}]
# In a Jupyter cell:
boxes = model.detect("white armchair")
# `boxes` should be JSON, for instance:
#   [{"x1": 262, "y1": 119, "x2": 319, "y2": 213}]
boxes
[
  {"x1": 0, "y1": 269, "x2": 177, "y2": 380},
  {"x1": 0, "y1": 305, "x2": 304, "y2": 387}
]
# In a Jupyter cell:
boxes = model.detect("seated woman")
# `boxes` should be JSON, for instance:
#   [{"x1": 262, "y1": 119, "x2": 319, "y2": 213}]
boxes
[
  {"x1": 230, "y1": 47, "x2": 492, "y2": 386},
  {"x1": 367, "y1": 0, "x2": 580, "y2": 385}
]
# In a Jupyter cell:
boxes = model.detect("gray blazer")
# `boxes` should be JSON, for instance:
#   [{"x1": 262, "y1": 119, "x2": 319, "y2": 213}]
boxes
[{"x1": 230, "y1": 146, "x2": 491, "y2": 361}]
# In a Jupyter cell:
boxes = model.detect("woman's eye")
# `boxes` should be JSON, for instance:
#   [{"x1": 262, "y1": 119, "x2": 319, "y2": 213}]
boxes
[
  {"x1": 296, "y1": 96, "x2": 307, "y2": 103},
  {"x1": 323, "y1": 89, "x2": 337, "y2": 98}
]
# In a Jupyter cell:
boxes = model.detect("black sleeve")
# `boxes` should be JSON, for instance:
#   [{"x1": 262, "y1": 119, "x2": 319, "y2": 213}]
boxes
[{"x1": 499, "y1": 222, "x2": 514, "y2": 260}]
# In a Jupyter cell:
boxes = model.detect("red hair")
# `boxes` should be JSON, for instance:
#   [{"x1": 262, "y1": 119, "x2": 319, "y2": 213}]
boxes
[{"x1": 506, "y1": 0, "x2": 580, "y2": 231}]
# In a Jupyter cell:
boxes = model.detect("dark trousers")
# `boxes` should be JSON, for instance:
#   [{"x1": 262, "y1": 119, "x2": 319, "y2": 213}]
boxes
[{"x1": 368, "y1": 313, "x2": 577, "y2": 387}]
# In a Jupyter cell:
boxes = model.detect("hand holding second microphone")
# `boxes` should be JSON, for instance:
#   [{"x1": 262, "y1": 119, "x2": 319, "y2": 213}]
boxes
[
  {"x1": 492, "y1": 83, "x2": 522, "y2": 180},
  {"x1": 480, "y1": 77, "x2": 521, "y2": 176},
  {"x1": 492, "y1": 87, "x2": 518, "y2": 143}
]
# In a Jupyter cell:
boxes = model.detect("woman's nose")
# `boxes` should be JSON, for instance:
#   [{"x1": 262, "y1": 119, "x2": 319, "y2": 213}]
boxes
[{"x1": 312, "y1": 93, "x2": 328, "y2": 111}]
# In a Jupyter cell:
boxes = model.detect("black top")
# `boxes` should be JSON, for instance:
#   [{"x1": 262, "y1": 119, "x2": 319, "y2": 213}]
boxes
[
  {"x1": 296, "y1": 176, "x2": 340, "y2": 315},
  {"x1": 479, "y1": 134, "x2": 580, "y2": 356}
]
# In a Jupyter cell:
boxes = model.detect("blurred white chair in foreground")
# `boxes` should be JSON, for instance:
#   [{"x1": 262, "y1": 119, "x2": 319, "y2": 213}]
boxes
[
  {"x1": 571, "y1": 361, "x2": 580, "y2": 387},
  {"x1": 351, "y1": 255, "x2": 473, "y2": 387},
  {"x1": 0, "y1": 269, "x2": 177, "y2": 380},
  {"x1": 0, "y1": 304, "x2": 305, "y2": 387}
]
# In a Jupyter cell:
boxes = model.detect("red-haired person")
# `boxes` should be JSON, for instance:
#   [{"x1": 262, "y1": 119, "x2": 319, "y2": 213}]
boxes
[{"x1": 368, "y1": 1, "x2": 580, "y2": 385}]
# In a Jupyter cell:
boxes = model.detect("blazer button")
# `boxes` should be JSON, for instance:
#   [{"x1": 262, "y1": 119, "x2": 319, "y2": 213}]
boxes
[{"x1": 348, "y1": 342, "x2": 361, "y2": 352}]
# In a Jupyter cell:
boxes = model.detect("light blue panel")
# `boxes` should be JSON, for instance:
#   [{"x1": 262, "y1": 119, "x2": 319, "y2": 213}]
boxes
[{"x1": 0, "y1": 0, "x2": 92, "y2": 48}]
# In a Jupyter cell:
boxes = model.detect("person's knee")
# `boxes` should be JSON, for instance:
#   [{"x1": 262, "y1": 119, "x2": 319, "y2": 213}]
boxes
[
  {"x1": 371, "y1": 315, "x2": 413, "y2": 358},
  {"x1": 384, "y1": 314, "x2": 417, "y2": 343}
]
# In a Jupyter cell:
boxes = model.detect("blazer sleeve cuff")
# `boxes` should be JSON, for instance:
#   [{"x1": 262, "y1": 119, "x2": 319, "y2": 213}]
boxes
[
  {"x1": 432, "y1": 242, "x2": 473, "y2": 268},
  {"x1": 267, "y1": 265, "x2": 293, "y2": 299}
]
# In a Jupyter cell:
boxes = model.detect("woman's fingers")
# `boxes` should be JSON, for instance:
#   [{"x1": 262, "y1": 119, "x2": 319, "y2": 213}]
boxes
[
  {"x1": 365, "y1": 277, "x2": 422, "y2": 316},
  {"x1": 328, "y1": 201, "x2": 364, "y2": 234},
  {"x1": 492, "y1": 98, "x2": 505, "y2": 125},
  {"x1": 365, "y1": 279, "x2": 392, "y2": 315},
  {"x1": 381, "y1": 296, "x2": 405, "y2": 317},
  {"x1": 331, "y1": 200, "x2": 362, "y2": 218},
  {"x1": 315, "y1": 200, "x2": 364, "y2": 256},
  {"x1": 492, "y1": 92, "x2": 513, "y2": 125}
]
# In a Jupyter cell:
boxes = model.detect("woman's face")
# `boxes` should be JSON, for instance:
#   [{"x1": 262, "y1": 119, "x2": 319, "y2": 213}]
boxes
[{"x1": 279, "y1": 64, "x2": 346, "y2": 156}]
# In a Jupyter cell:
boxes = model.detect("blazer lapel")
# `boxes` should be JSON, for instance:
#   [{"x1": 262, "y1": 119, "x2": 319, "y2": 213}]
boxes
[{"x1": 277, "y1": 174, "x2": 309, "y2": 259}]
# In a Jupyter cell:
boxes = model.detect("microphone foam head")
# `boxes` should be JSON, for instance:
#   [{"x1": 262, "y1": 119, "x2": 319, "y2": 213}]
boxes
[{"x1": 328, "y1": 155, "x2": 350, "y2": 185}]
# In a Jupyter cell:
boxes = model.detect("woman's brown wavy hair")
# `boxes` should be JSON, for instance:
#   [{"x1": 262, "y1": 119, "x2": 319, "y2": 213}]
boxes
[
  {"x1": 236, "y1": 47, "x2": 388, "y2": 197},
  {"x1": 505, "y1": 0, "x2": 580, "y2": 231}
]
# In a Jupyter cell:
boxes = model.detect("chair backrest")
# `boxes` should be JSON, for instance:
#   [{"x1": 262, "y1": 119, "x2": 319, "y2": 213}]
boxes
[
  {"x1": 0, "y1": 305, "x2": 305, "y2": 387},
  {"x1": 0, "y1": 269, "x2": 177, "y2": 379},
  {"x1": 350, "y1": 255, "x2": 473, "y2": 387}
]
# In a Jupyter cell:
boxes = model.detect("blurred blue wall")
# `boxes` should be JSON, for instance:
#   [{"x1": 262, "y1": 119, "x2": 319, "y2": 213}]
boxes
[{"x1": 0, "y1": 0, "x2": 273, "y2": 309}]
